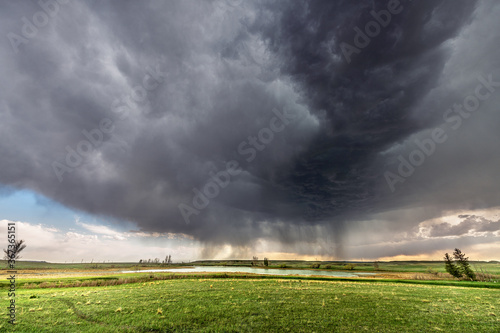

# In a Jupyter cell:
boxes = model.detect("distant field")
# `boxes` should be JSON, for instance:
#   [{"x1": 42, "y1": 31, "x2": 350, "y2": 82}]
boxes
[
  {"x1": 192, "y1": 259, "x2": 500, "y2": 275},
  {"x1": 1, "y1": 275, "x2": 499, "y2": 332},
  {"x1": 5, "y1": 260, "x2": 499, "y2": 275}
]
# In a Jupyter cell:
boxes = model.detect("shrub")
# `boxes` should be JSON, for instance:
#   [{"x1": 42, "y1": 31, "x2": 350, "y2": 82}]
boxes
[
  {"x1": 23, "y1": 283, "x2": 37, "y2": 289},
  {"x1": 279, "y1": 264, "x2": 287, "y2": 268},
  {"x1": 311, "y1": 263, "x2": 321, "y2": 269},
  {"x1": 474, "y1": 266, "x2": 499, "y2": 282},
  {"x1": 38, "y1": 282, "x2": 56, "y2": 288},
  {"x1": 343, "y1": 264, "x2": 355, "y2": 270},
  {"x1": 324, "y1": 265, "x2": 332, "y2": 269}
]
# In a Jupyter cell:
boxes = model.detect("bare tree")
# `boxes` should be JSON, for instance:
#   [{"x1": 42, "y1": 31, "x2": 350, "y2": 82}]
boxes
[
  {"x1": 3, "y1": 239, "x2": 27, "y2": 260},
  {"x1": 252, "y1": 256, "x2": 259, "y2": 266}
]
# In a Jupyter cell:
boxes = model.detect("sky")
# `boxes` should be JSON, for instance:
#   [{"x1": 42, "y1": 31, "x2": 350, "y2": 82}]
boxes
[{"x1": 0, "y1": 0, "x2": 499, "y2": 262}]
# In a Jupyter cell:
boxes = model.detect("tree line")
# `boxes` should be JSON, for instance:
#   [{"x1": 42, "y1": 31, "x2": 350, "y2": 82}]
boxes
[{"x1": 139, "y1": 255, "x2": 172, "y2": 265}]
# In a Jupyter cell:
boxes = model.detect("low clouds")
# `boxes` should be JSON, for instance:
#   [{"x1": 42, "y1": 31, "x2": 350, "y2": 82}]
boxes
[
  {"x1": 2, "y1": 219, "x2": 196, "y2": 262},
  {"x1": 0, "y1": 0, "x2": 499, "y2": 259},
  {"x1": 428, "y1": 215, "x2": 500, "y2": 238}
]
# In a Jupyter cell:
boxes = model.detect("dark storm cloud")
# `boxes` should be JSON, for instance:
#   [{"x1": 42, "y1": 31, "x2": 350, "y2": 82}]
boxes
[
  {"x1": 250, "y1": 0, "x2": 481, "y2": 221},
  {"x1": 0, "y1": 0, "x2": 499, "y2": 258}
]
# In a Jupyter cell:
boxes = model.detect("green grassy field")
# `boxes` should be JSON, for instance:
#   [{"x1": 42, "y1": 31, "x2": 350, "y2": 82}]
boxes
[
  {"x1": 1, "y1": 261, "x2": 499, "y2": 331},
  {"x1": 1, "y1": 274, "x2": 499, "y2": 332}
]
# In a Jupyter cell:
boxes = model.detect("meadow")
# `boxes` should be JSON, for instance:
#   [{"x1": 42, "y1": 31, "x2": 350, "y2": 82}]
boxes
[
  {"x1": 0, "y1": 273, "x2": 499, "y2": 332},
  {"x1": 1, "y1": 261, "x2": 499, "y2": 332}
]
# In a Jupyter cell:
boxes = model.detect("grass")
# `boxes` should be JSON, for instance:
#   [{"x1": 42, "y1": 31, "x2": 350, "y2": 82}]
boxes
[
  {"x1": 1, "y1": 274, "x2": 499, "y2": 332},
  {"x1": 1, "y1": 261, "x2": 498, "y2": 331},
  {"x1": 1, "y1": 273, "x2": 498, "y2": 291}
]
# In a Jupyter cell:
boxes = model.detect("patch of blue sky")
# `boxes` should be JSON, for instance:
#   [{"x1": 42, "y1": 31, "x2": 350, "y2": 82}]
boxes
[{"x1": 0, "y1": 187, "x2": 134, "y2": 233}]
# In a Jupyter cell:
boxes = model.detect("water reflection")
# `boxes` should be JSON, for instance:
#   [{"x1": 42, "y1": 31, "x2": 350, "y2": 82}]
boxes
[{"x1": 122, "y1": 266, "x2": 375, "y2": 277}]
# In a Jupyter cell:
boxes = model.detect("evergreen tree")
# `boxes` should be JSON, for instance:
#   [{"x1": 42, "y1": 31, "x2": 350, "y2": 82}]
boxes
[
  {"x1": 444, "y1": 252, "x2": 461, "y2": 278},
  {"x1": 453, "y1": 248, "x2": 475, "y2": 281}
]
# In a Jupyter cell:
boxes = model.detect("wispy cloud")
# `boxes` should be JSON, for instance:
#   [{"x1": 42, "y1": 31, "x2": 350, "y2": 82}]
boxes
[{"x1": 76, "y1": 220, "x2": 128, "y2": 241}]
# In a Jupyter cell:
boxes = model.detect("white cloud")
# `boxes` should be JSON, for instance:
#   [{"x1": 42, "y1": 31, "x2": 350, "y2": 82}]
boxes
[
  {"x1": 76, "y1": 221, "x2": 128, "y2": 241},
  {"x1": 1, "y1": 219, "x2": 198, "y2": 262}
]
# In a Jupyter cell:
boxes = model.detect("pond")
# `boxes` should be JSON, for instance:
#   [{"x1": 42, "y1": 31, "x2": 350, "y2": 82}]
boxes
[{"x1": 121, "y1": 266, "x2": 375, "y2": 278}]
